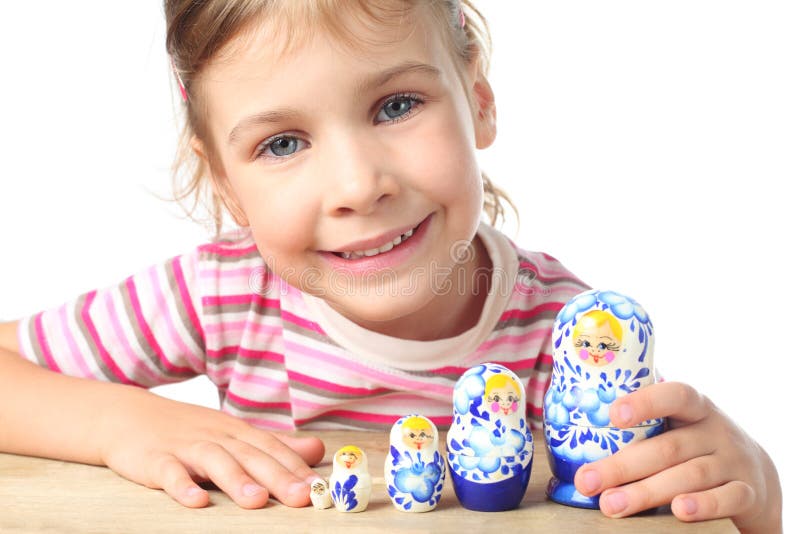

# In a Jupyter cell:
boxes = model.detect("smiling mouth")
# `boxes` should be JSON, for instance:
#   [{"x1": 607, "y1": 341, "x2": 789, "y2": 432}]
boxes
[{"x1": 332, "y1": 221, "x2": 422, "y2": 260}]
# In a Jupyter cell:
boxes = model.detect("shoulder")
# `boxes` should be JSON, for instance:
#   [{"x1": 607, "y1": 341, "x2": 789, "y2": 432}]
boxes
[
  {"x1": 189, "y1": 228, "x2": 283, "y2": 301},
  {"x1": 196, "y1": 228, "x2": 262, "y2": 263},
  {"x1": 501, "y1": 232, "x2": 590, "y2": 308}
]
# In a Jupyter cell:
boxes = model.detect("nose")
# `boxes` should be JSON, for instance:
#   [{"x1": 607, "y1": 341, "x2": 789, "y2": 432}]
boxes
[{"x1": 321, "y1": 130, "x2": 400, "y2": 216}]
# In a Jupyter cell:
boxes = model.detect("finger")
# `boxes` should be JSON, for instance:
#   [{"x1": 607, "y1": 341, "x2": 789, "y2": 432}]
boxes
[
  {"x1": 271, "y1": 433, "x2": 326, "y2": 466},
  {"x1": 671, "y1": 481, "x2": 756, "y2": 523},
  {"x1": 177, "y1": 441, "x2": 270, "y2": 509},
  {"x1": 223, "y1": 438, "x2": 315, "y2": 508},
  {"x1": 610, "y1": 381, "x2": 713, "y2": 428},
  {"x1": 597, "y1": 454, "x2": 725, "y2": 518},
  {"x1": 146, "y1": 452, "x2": 209, "y2": 508},
  {"x1": 575, "y1": 423, "x2": 713, "y2": 496},
  {"x1": 240, "y1": 432, "x2": 325, "y2": 484}
]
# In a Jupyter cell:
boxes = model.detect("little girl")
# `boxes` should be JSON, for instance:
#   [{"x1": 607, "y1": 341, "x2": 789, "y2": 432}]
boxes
[{"x1": 0, "y1": 1, "x2": 781, "y2": 531}]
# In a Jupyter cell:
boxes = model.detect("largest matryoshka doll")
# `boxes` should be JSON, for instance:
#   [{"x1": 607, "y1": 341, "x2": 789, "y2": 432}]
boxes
[
  {"x1": 544, "y1": 289, "x2": 666, "y2": 508},
  {"x1": 447, "y1": 363, "x2": 534, "y2": 511}
]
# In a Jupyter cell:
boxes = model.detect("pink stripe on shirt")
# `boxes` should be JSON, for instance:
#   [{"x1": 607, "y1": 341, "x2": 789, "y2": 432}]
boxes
[
  {"x1": 81, "y1": 291, "x2": 135, "y2": 385},
  {"x1": 58, "y1": 303, "x2": 93, "y2": 378},
  {"x1": 34, "y1": 312, "x2": 61, "y2": 373},
  {"x1": 284, "y1": 339, "x2": 452, "y2": 397},
  {"x1": 125, "y1": 277, "x2": 193, "y2": 376},
  {"x1": 171, "y1": 256, "x2": 206, "y2": 349},
  {"x1": 287, "y1": 369, "x2": 391, "y2": 396},
  {"x1": 147, "y1": 266, "x2": 203, "y2": 373},
  {"x1": 103, "y1": 291, "x2": 161, "y2": 386}
]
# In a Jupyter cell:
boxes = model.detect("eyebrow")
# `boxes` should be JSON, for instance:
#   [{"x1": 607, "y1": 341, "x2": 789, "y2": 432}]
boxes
[{"x1": 227, "y1": 61, "x2": 442, "y2": 147}]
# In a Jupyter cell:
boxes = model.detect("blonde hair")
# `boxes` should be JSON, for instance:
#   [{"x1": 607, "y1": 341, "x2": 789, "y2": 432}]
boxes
[
  {"x1": 573, "y1": 310, "x2": 624, "y2": 344},
  {"x1": 401, "y1": 415, "x2": 433, "y2": 433},
  {"x1": 164, "y1": 0, "x2": 517, "y2": 237},
  {"x1": 485, "y1": 374, "x2": 521, "y2": 398}
]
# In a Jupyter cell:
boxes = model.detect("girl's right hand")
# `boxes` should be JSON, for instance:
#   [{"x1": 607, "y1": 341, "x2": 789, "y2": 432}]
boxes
[{"x1": 98, "y1": 387, "x2": 325, "y2": 509}]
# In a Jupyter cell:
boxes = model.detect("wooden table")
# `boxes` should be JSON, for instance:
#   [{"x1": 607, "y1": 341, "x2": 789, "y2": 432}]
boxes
[{"x1": 0, "y1": 430, "x2": 736, "y2": 533}]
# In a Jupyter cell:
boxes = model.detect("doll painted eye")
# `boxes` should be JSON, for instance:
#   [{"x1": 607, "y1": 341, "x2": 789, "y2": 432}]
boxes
[{"x1": 598, "y1": 342, "x2": 607, "y2": 350}]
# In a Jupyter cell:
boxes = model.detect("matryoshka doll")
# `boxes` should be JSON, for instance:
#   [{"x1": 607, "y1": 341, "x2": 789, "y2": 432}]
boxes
[
  {"x1": 309, "y1": 478, "x2": 332, "y2": 510},
  {"x1": 329, "y1": 445, "x2": 372, "y2": 513},
  {"x1": 446, "y1": 363, "x2": 534, "y2": 511},
  {"x1": 384, "y1": 414, "x2": 446, "y2": 512},
  {"x1": 544, "y1": 289, "x2": 666, "y2": 508}
]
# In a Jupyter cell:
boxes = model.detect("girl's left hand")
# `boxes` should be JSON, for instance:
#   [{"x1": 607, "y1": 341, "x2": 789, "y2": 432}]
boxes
[{"x1": 573, "y1": 381, "x2": 782, "y2": 533}]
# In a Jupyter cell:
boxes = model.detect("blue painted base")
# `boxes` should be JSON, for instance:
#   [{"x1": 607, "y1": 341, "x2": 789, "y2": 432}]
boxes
[
  {"x1": 448, "y1": 461, "x2": 532, "y2": 512},
  {"x1": 546, "y1": 476, "x2": 599, "y2": 509}
]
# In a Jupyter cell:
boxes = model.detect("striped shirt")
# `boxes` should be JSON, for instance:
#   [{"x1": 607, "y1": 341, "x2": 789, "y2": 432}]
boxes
[{"x1": 17, "y1": 223, "x2": 588, "y2": 431}]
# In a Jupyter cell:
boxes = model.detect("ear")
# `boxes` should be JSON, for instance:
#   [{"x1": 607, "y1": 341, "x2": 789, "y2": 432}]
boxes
[
  {"x1": 468, "y1": 60, "x2": 497, "y2": 149},
  {"x1": 190, "y1": 135, "x2": 249, "y2": 227}
]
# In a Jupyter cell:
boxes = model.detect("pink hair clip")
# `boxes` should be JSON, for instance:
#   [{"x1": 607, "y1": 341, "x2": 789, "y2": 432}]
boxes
[{"x1": 170, "y1": 55, "x2": 188, "y2": 103}]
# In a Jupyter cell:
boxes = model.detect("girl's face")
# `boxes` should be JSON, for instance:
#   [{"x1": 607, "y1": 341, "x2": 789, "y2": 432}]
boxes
[{"x1": 194, "y1": 9, "x2": 496, "y2": 337}]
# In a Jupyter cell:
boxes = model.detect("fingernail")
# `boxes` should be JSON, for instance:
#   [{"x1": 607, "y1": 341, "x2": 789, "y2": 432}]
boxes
[
  {"x1": 580, "y1": 469, "x2": 601, "y2": 494},
  {"x1": 604, "y1": 491, "x2": 628, "y2": 515},
  {"x1": 242, "y1": 483, "x2": 266, "y2": 497},
  {"x1": 681, "y1": 497, "x2": 698, "y2": 515},
  {"x1": 617, "y1": 403, "x2": 633, "y2": 425}
]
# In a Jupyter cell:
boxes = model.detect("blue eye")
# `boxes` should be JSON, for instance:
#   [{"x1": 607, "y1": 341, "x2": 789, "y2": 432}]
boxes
[
  {"x1": 598, "y1": 343, "x2": 608, "y2": 350},
  {"x1": 376, "y1": 93, "x2": 423, "y2": 123},
  {"x1": 256, "y1": 135, "x2": 309, "y2": 160}
]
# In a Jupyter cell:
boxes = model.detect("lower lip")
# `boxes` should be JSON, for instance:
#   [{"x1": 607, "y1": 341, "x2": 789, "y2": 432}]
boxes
[{"x1": 319, "y1": 213, "x2": 433, "y2": 275}]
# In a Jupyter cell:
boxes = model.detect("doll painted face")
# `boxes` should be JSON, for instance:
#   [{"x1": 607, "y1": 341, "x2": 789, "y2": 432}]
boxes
[
  {"x1": 485, "y1": 375, "x2": 521, "y2": 416},
  {"x1": 311, "y1": 479, "x2": 328, "y2": 496},
  {"x1": 401, "y1": 417, "x2": 435, "y2": 451},
  {"x1": 573, "y1": 310, "x2": 623, "y2": 367},
  {"x1": 336, "y1": 448, "x2": 362, "y2": 470}
]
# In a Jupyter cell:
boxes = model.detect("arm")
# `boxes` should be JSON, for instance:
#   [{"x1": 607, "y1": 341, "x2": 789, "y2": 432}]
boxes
[
  {"x1": 0, "y1": 333, "x2": 324, "y2": 509},
  {"x1": 573, "y1": 382, "x2": 782, "y2": 533}
]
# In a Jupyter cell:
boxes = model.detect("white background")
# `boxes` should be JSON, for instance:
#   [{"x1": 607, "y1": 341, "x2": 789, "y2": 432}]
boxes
[{"x1": 0, "y1": 1, "x2": 796, "y2": 529}]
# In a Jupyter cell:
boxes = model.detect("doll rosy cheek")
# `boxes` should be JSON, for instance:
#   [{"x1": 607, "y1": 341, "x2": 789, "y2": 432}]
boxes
[
  {"x1": 604, "y1": 351, "x2": 615, "y2": 363},
  {"x1": 579, "y1": 349, "x2": 590, "y2": 360},
  {"x1": 491, "y1": 402, "x2": 500, "y2": 412},
  {"x1": 511, "y1": 401, "x2": 518, "y2": 412}
]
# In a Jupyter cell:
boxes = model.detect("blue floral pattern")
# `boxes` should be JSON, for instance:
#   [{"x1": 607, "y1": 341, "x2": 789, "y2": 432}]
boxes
[
  {"x1": 330, "y1": 474, "x2": 359, "y2": 512},
  {"x1": 386, "y1": 447, "x2": 445, "y2": 510}
]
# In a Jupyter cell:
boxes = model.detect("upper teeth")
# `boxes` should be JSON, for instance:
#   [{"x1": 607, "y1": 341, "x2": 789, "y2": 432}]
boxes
[{"x1": 338, "y1": 228, "x2": 414, "y2": 260}]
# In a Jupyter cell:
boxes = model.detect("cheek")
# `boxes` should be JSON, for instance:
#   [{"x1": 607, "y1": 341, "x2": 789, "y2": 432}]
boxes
[
  {"x1": 401, "y1": 109, "x2": 483, "y2": 207},
  {"x1": 240, "y1": 180, "x2": 318, "y2": 250}
]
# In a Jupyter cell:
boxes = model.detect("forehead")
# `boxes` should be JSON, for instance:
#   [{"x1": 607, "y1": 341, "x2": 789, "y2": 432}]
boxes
[{"x1": 198, "y1": 4, "x2": 460, "y2": 137}]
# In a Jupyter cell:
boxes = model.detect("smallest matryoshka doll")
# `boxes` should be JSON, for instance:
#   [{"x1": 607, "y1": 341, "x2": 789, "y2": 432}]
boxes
[
  {"x1": 384, "y1": 414, "x2": 446, "y2": 512},
  {"x1": 309, "y1": 478, "x2": 332, "y2": 510},
  {"x1": 446, "y1": 363, "x2": 534, "y2": 512},
  {"x1": 329, "y1": 445, "x2": 372, "y2": 513}
]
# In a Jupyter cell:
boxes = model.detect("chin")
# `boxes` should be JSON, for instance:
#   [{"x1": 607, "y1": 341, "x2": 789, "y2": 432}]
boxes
[{"x1": 334, "y1": 293, "x2": 435, "y2": 331}]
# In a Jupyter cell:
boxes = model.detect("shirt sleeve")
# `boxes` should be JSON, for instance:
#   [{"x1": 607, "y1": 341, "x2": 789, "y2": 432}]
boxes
[{"x1": 16, "y1": 249, "x2": 207, "y2": 388}]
